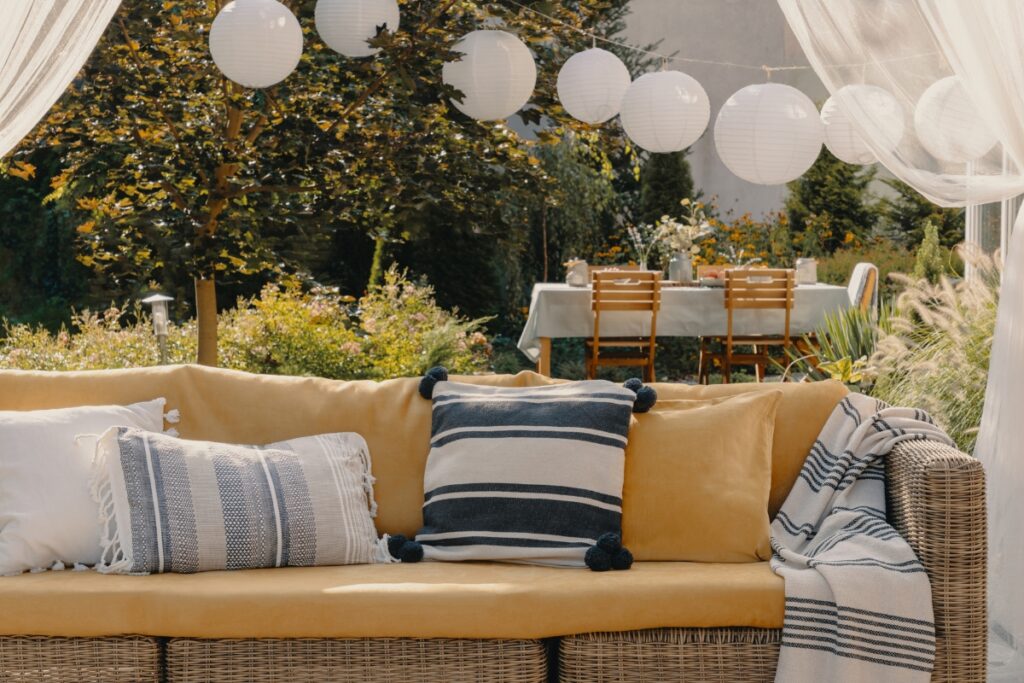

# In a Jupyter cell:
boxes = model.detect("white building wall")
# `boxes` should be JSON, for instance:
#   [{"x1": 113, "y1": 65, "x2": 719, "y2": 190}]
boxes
[{"x1": 623, "y1": 0, "x2": 826, "y2": 218}]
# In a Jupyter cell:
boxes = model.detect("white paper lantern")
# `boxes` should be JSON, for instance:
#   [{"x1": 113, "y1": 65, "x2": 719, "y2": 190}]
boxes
[
  {"x1": 209, "y1": 0, "x2": 303, "y2": 88},
  {"x1": 821, "y1": 85, "x2": 904, "y2": 165},
  {"x1": 714, "y1": 83, "x2": 823, "y2": 185},
  {"x1": 618, "y1": 71, "x2": 710, "y2": 153},
  {"x1": 914, "y1": 75, "x2": 997, "y2": 163},
  {"x1": 315, "y1": 0, "x2": 400, "y2": 58},
  {"x1": 442, "y1": 30, "x2": 537, "y2": 121},
  {"x1": 556, "y1": 48, "x2": 631, "y2": 125}
]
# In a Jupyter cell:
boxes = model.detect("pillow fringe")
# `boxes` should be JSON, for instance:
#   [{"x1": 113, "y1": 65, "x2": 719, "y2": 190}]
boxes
[
  {"x1": 90, "y1": 432, "x2": 135, "y2": 575},
  {"x1": 373, "y1": 535, "x2": 401, "y2": 564}
]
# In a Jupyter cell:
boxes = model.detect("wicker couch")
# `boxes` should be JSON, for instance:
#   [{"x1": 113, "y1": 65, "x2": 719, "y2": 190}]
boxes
[{"x1": 0, "y1": 366, "x2": 986, "y2": 683}]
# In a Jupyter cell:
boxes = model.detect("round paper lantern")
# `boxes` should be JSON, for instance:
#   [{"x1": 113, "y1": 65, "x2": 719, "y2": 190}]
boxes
[
  {"x1": 914, "y1": 76, "x2": 997, "y2": 163},
  {"x1": 821, "y1": 85, "x2": 904, "y2": 165},
  {"x1": 618, "y1": 71, "x2": 710, "y2": 153},
  {"x1": 714, "y1": 83, "x2": 823, "y2": 185},
  {"x1": 442, "y1": 30, "x2": 537, "y2": 121},
  {"x1": 556, "y1": 48, "x2": 631, "y2": 125},
  {"x1": 315, "y1": 0, "x2": 400, "y2": 58},
  {"x1": 209, "y1": 0, "x2": 303, "y2": 88}
]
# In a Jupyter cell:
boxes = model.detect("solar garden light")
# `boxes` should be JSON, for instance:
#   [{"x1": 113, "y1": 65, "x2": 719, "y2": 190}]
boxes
[{"x1": 142, "y1": 294, "x2": 174, "y2": 365}]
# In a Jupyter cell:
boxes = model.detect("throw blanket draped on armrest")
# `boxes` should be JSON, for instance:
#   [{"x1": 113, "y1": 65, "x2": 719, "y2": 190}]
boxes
[{"x1": 771, "y1": 393, "x2": 954, "y2": 682}]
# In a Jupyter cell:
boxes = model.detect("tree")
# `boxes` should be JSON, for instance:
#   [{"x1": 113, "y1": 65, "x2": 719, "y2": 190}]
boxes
[
  {"x1": 638, "y1": 150, "x2": 695, "y2": 224},
  {"x1": 785, "y1": 148, "x2": 879, "y2": 253},
  {"x1": 879, "y1": 178, "x2": 965, "y2": 248},
  {"x1": 912, "y1": 221, "x2": 946, "y2": 283},
  {"x1": 11, "y1": 0, "x2": 637, "y2": 364}
]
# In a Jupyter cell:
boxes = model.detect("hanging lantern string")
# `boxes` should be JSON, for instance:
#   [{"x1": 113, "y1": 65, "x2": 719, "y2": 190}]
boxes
[{"x1": 502, "y1": 0, "x2": 811, "y2": 74}]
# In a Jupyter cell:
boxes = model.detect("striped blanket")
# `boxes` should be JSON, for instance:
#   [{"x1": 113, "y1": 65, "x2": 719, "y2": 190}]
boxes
[{"x1": 771, "y1": 392, "x2": 953, "y2": 681}]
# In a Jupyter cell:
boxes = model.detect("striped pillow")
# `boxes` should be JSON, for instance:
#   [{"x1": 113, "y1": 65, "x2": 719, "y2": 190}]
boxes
[
  {"x1": 415, "y1": 380, "x2": 637, "y2": 567},
  {"x1": 91, "y1": 427, "x2": 387, "y2": 574}
]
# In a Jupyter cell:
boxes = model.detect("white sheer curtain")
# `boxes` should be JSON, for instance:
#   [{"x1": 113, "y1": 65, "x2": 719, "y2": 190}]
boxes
[
  {"x1": 779, "y1": 0, "x2": 1024, "y2": 678},
  {"x1": 0, "y1": 0, "x2": 121, "y2": 157}
]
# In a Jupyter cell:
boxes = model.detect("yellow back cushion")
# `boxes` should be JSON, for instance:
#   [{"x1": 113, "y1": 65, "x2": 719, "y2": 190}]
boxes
[
  {"x1": 648, "y1": 380, "x2": 848, "y2": 516},
  {"x1": 622, "y1": 393, "x2": 781, "y2": 562},
  {"x1": 0, "y1": 366, "x2": 844, "y2": 537}
]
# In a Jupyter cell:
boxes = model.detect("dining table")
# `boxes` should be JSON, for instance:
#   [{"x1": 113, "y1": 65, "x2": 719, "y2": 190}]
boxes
[{"x1": 517, "y1": 281, "x2": 852, "y2": 376}]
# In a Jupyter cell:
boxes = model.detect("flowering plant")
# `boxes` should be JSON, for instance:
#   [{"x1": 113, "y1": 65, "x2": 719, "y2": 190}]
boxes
[{"x1": 656, "y1": 198, "x2": 713, "y2": 255}]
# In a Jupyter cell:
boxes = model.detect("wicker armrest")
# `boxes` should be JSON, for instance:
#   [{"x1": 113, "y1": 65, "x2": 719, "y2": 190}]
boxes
[{"x1": 887, "y1": 439, "x2": 987, "y2": 683}]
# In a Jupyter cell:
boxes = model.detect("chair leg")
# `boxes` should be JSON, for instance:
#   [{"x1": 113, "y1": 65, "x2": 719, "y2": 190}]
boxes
[
  {"x1": 698, "y1": 338, "x2": 708, "y2": 384},
  {"x1": 723, "y1": 345, "x2": 732, "y2": 384},
  {"x1": 754, "y1": 344, "x2": 764, "y2": 382}
]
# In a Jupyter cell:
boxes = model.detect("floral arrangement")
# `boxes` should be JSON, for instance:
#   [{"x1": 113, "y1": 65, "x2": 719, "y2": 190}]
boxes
[
  {"x1": 625, "y1": 223, "x2": 662, "y2": 270},
  {"x1": 657, "y1": 199, "x2": 713, "y2": 256}
]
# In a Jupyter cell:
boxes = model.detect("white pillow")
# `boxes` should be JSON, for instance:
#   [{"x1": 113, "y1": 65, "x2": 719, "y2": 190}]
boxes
[{"x1": 0, "y1": 399, "x2": 167, "y2": 575}]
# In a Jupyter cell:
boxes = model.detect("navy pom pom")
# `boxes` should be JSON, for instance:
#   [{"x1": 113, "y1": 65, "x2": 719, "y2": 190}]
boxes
[
  {"x1": 418, "y1": 366, "x2": 449, "y2": 400},
  {"x1": 585, "y1": 545, "x2": 613, "y2": 572},
  {"x1": 596, "y1": 532, "x2": 622, "y2": 555},
  {"x1": 633, "y1": 385, "x2": 657, "y2": 413},
  {"x1": 387, "y1": 535, "x2": 424, "y2": 563},
  {"x1": 387, "y1": 534, "x2": 409, "y2": 558},
  {"x1": 623, "y1": 378, "x2": 643, "y2": 394},
  {"x1": 399, "y1": 540, "x2": 424, "y2": 563},
  {"x1": 611, "y1": 547, "x2": 634, "y2": 571}
]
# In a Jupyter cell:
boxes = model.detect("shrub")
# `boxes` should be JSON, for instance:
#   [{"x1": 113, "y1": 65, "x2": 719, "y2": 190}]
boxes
[
  {"x1": 0, "y1": 268, "x2": 492, "y2": 379},
  {"x1": 0, "y1": 305, "x2": 196, "y2": 371},
  {"x1": 870, "y1": 248, "x2": 999, "y2": 452},
  {"x1": 815, "y1": 240, "x2": 916, "y2": 300}
]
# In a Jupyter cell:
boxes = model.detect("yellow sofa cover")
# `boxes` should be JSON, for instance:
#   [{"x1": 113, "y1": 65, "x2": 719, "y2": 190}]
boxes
[
  {"x1": 0, "y1": 562, "x2": 783, "y2": 639},
  {"x1": 0, "y1": 365, "x2": 845, "y2": 638}
]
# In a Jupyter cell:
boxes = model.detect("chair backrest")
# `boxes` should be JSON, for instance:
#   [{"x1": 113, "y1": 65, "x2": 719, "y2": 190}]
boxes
[
  {"x1": 724, "y1": 268, "x2": 795, "y2": 339},
  {"x1": 847, "y1": 262, "x2": 879, "y2": 312},
  {"x1": 588, "y1": 264, "x2": 640, "y2": 281},
  {"x1": 591, "y1": 271, "x2": 662, "y2": 344}
]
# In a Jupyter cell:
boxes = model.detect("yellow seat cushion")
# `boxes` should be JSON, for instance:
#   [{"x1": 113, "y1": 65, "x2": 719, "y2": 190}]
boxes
[
  {"x1": 0, "y1": 562, "x2": 783, "y2": 639},
  {"x1": 623, "y1": 392, "x2": 781, "y2": 562},
  {"x1": 649, "y1": 380, "x2": 849, "y2": 516}
]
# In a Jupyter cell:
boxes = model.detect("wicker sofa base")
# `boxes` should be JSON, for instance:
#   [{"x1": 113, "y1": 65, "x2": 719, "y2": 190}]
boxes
[
  {"x1": 0, "y1": 636, "x2": 160, "y2": 682},
  {"x1": 560, "y1": 628, "x2": 781, "y2": 683},
  {"x1": 165, "y1": 637, "x2": 548, "y2": 683}
]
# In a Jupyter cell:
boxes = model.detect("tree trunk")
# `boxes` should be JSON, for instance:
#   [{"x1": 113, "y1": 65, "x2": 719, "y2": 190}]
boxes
[
  {"x1": 368, "y1": 235, "x2": 387, "y2": 289},
  {"x1": 195, "y1": 277, "x2": 218, "y2": 366}
]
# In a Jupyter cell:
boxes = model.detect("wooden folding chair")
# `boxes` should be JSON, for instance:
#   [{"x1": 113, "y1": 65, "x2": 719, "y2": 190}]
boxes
[
  {"x1": 847, "y1": 262, "x2": 879, "y2": 312},
  {"x1": 586, "y1": 271, "x2": 661, "y2": 382},
  {"x1": 698, "y1": 268, "x2": 795, "y2": 384}
]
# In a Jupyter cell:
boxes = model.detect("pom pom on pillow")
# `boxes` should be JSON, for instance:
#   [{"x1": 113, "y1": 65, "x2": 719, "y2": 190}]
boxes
[
  {"x1": 386, "y1": 534, "x2": 424, "y2": 563},
  {"x1": 419, "y1": 366, "x2": 449, "y2": 400},
  {"x1": 584, "y1": 533, "x2": 633, "y2": 572},
  {"x1": 622, "y1": 379, "x2": 657, "y2": 413}
]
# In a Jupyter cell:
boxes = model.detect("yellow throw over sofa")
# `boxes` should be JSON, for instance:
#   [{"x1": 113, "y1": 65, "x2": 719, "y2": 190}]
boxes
[{"x1": 0, "y1": 365, "x2": 986, "y2": 683}]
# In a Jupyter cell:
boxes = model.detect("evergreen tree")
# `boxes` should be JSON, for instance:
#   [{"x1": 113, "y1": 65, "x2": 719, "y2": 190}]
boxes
[
  {"x1": 638, "y1": 150, "x2": 695, "y2": 224},
  {"x1": 785, "y1": 149, "x2": 879, "y2": 253},
  {"x1": 879, "y1": 178, "x2": 965, "y2": 248},
  {"x1": 912, "y1": 221, "x2": 946, "y2": 283}
]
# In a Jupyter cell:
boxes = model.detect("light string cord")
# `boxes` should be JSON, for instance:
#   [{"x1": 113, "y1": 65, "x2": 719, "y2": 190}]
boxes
[{"x1": 502, "y1": 0, "x2": 812, "y2": 77}]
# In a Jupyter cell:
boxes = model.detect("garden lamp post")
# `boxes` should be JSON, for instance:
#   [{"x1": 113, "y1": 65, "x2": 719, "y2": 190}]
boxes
[{"x1": 142, "y1": 294, "x2": 174, "y2": 365}]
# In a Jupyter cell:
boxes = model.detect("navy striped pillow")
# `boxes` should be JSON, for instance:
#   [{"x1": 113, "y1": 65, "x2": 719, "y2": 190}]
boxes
[{"x1": 414, "y1": 380, "x2": 635, "y2": 567}]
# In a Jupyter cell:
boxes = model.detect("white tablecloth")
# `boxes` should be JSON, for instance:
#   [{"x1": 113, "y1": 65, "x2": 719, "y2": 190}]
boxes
[{"x1": 517, "y1": 282, "x2": 852, "y2": 362}]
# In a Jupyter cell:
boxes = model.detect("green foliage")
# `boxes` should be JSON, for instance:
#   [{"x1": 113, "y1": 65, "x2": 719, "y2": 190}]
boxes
[
  {"x1": 912, "y1": 221, "x2": 946, "y2": 283},
  {"x1": 11, "y1": 0, "x2": 643, "y2": 315},
  {"x1": 871, "y1": 250, "x2": 999, "y2": 452},
  {"x1": 879, "y1": 178, "x2": 965, "y2": 248},
  {"x1": 815, "y1": 240, "x2": 916, "y2": 300},
  {"x1": 0, "y1": 151, "x2": 90, "y2": 328},
  {"x1": 785, "y1": 149, "x2": 879, "y2": 253},
  {"x1": 1, "y1": 269, "x2": 490, "y2": 379},
  {"x1": 782, "y1": 302, "x2": 895, "y2": 391},
  {"x1": 638, "y1": 150, "x2": 695, "y2": 224}
]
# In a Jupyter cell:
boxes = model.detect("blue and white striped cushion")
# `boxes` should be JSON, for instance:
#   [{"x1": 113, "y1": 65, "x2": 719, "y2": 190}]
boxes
[
  {"x1": 416, "y1": 380, "x2": 635, "y2": 567},
  {"x1": 91, "y1": 428, "x2": 386, "y2": 574}
]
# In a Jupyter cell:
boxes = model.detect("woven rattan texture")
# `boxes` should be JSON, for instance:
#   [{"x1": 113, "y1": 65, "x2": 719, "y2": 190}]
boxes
[{"x1": 0, "y1": 636, "x2": 159, "y2": 682}]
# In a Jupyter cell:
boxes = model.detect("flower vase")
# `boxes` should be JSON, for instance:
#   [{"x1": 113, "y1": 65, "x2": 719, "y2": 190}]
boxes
[{"x1": 669, "y1": 252, "x2": 693, "y2": 283}]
